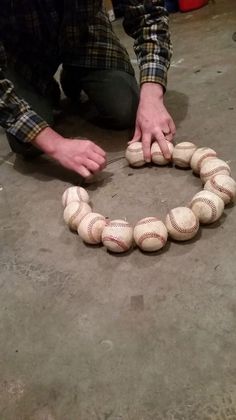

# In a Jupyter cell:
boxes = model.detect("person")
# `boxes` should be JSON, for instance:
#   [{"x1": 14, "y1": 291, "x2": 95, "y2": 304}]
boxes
[{"x1": 0, "y1": 0, "x2": 175, "y2": 178}]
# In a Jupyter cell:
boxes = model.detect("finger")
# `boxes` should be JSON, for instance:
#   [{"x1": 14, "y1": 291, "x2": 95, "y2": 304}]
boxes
[
  {"x1": 155, "y1": 131, "x2": 171, "y2": 159},
  {"x1": 85, "y1": 159, "x2": 100, "y2": 173},
  {"x1": 165, "y1": 132, "x2": 174, "y2": 142},
  {"x1": 169, "y1": 118, "x2": 176, "y2": 137},
  {"x1": 92, "y1": 143, "x2": 106, "y2": 157},
  {"x1": 142, "y1": 133, "x2": 152, "y2": 162},
  {"x1": 128, "y1": 126, "x2": 141, "y2": 145},
  {"x1": 77, "y1": 165, "x2": 91, "y2": 178},
  {"x1": 89, "y1": 151, "x2": 106, "y2": 168}
]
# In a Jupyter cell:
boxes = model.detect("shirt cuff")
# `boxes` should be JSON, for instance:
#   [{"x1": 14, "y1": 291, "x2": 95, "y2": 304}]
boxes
[
  {"x1": 6, "y1": 110, "x2": 49, "y2": 143},
  {"x1": 140, "y1": 64, "x2": 168, "y2": 91}
]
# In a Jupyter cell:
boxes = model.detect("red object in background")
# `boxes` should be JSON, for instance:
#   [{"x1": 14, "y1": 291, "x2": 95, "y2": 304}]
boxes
[{"x1": 178, "y1": 0, "x2": 208, "y2": 12}]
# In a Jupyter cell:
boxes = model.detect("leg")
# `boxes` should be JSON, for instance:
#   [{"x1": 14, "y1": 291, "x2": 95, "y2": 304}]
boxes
[
  {"x1": 5, "y1": 69, "x2": 56, "y2": 157},
  {"x1": 61, "y1": 67, "x2": 139, "y2": 129}
]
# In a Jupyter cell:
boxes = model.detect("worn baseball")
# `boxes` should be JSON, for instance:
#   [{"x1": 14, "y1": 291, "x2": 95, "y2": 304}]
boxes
[
  {"x1": 204, "y1": 174, "x2": 236, "y2": 205},
  {"x1": 151, "y1": 142, "x2": 174, "y2": 165},
  {"x1": 200, "y1": 158, "x2": 231, "y2": 184},
  {"x1": 172, "y1": 142, "x2": 197, "y2": 168},
  {"x1": 102, "y1": 219, "x2": 133, "y2": 253},
  {"x1": 63, "y1": 201, "x2": 92, "y2": 231},
  {"x1": 78, "y1": 212, "x2": 107, "y2": 244},
  {"x1": 62, "y1": 186, "x2": 90, "y2": 207},
  {"x1": 190, "y1": 190, "x2": 224, "y2": 224},
  {"x1": 125, "y1": 142, "x2": 145, "y2": 167},
  {"x1": 190, "y1": 147, "x2": 217, "y2": 174},
  {"x1": 165, "y1": 207, "x2": 199, "y2": 241},
  {"x1": 133, "y1": 217, "x2": 168, "y2": 252}
]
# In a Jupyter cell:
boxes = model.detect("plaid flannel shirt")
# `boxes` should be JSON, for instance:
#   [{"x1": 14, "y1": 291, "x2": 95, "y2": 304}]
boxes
[{"x1": 0, "y1": 0, "x2": 172, "y2": 143}]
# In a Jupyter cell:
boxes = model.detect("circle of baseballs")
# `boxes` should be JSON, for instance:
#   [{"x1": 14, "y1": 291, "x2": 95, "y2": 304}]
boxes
[{"x1": 62, "y1": 141, "x2": 235, "y2": 253}]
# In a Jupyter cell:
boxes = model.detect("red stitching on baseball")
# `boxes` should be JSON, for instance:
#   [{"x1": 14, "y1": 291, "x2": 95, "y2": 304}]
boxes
[
  {"x1": 69, "y1": 202, "x2": 82, "y2": 226},
  {"x1": 135, "y1": 217, "x2": 160, "y2": 226},
  {"x1": 169, "y1": 210, "x2": 199, "y2": 234},
  {"x1": 190, "y1": 197, "x2": 217, "y2": 222},
  {"x1": 87, "y1": 216, "x2": 105, "y2": 242},
  {"x1": 109, "y1": 222, "x2": 132, "y2": 228},
  {"x1": 175, "y1": 145, "x2": 196, "y2": 150},
  {"x1": 210, "y1": 177, "x2": 233, "y2": 200},
  {"x1": 197, "y1": 152, "x2": 216, "y2": 172},
  {"x1": 138, "y1": 232, "x2": 166, "y2": 246},
  {"x1": 102, "y1": 236, "x2": 129, "y2": 251},
  {"x1": 201, "y1": 165, "x2": 230, "y2": 179},
  {"x1": 174, "y1": 157, "x2": 189, "y2": 165}
]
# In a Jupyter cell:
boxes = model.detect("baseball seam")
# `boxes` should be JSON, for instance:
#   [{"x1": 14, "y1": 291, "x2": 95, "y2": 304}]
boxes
[
  {"x1": 196, "y1": 152, "x2": 216, "y2": 172},
  {"x1": 169, "y1": 210, "x2": 199, "y2": 234},
  {"x1": 109, "y1": 222, "x2": 132, "y2": 228},
  {"x1": 210, "y1": 177, "x2": 233, "y2": 201},
  {"x1": 87, "y1": 216, "x2": 105, "y2": 243},
  {"x1": 138, "y1": 232, "x2": 166, "y2": 246},
  {"x1": 135, "y1": 218, "x2": 160, "y2": 226},
  {"x1": 175, "y1": 145, "x2": 196, "y2": 150},
  {"x1": 102, "y1": 236, "x2": 129, "y2": 251},
  {"x1": 201, "y1": 166, "x2": 230, "y2": 180},
  {"x1": 190, "y1": 197, "x2": 217, "y2": 222},
  {"x1": 69, "y1": 203, "x2": 82, "y2": 227}
]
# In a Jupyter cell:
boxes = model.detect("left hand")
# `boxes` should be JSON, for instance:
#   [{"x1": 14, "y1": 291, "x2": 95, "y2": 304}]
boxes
[{"x1": 129, "y1": 83, "x2": 176, "y2": 162}]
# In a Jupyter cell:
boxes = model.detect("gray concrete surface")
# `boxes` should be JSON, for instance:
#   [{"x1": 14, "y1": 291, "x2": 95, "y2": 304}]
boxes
[{"x1": 1, "y1": 0, "x2": 236, "y2": 418}]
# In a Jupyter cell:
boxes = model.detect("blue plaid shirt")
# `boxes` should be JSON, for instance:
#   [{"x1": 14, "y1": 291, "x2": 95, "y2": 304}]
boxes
[{"x1": 0, "y1": 0, "x2": 172, "y2": 142}]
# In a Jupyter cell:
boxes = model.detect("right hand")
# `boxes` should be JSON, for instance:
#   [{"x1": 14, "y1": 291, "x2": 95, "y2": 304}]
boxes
[{"x1": 33, "y1": 127, "x2": 107, "y2": 178}]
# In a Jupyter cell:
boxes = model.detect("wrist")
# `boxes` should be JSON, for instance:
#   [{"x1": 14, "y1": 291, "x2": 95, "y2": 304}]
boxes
[
  {"x1": 32, "y1": 127, "x2": 64, "y2": 155},
  {"x1": 140, "y1": 83, "x2": 164, "y2": 100}
]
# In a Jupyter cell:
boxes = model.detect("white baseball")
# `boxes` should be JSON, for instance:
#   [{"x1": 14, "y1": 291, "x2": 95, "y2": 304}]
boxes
[
  {"x1": 200, "y1": 158, "x2": 231, "y2": 184},
  {"x1": 190, "y1": 147, "x2": 217, "y2": 174},
  {"x1": 102, "y1": 219, "x2": 133, "y2": 253},
  {"x1": 63, "y1": 201, "x2": 92, "y2": 231},
  {"x1": 172, "y1": 142, "x2": 197, "y2": 168},
  {"x1": 125, "y1": 142, "x2": 145, "y2": 167},
  {"x1": 151, "y1": 142, "x2": 174, "y2": 166},
  {"x1": 204, "y1": 174, "x2": 236, "y2": 205},
  {"x1": 133, "y1": 217, "x2": 168, "y2": 252},
  {"x1": 62, "y1": 186, "x2": 90, "y2": 207},
  {"x1": 78, "y1": 212, "x2": 107, "y2": 244},
  {"x1": 165, "y1": 207, "x2": 199, "y2": 241},
  {"x1": 190, "y1": 190, "x2": 224, "y2": 224}
]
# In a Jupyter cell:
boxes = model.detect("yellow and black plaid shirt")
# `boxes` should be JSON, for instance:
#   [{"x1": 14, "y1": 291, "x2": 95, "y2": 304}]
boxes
[{"x1": 0, "y1": 0, "x2": 172, "y2": 142}]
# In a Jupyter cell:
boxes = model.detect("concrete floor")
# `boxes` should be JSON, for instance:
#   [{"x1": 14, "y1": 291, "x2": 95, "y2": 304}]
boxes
[{"x1": 1, "y1": 0, "x2": 236, "y2": 418}]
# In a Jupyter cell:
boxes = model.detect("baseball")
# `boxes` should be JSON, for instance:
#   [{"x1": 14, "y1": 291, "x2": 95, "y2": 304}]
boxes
[
  {"x1": 165, "y1": 207, "x2": 199, "y2": 241},
  {"x1": 62, "y1": 186, "x2": 90, "y2": 207},
  {"x1": 102, "y1": 219, "x2": 133, "y2": 253},
  {"x1": 200, "y1": 158, "x2": 231, "y2": 184},
  {"x1": 151, "y1": 142, "x2": 174, "y2": 165},
  {"x1": 78, "y1": 212, "x2": 107, "y2": 244},
  {"x1": 133, "y1": 217, "x2": 168, "y2": 252},
  {"x1": 190, "y1": 190, "x2": 224, "y2": 224},
  {"x1": 172, "y1": 142, "x2": 197, "y2": 168},
  {"x1": 125, "y1": 142, "x2": 145, "y2": 167},
  {"x1": 204, "y1": 174, "x2": 236, "y2": 205},
  {"x1": 190, "y1": 147, "x2": 217, "y2": 174},
  {"x1": 63, "y1": 201, "x2": 92, "y2": 231}
]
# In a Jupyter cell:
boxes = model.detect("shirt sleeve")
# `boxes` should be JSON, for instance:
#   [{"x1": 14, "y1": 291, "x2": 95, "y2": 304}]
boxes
[
  {"x1": 123, "y1": 0, "x2": 172, "y2": 89},
  {"x1": 0, "y1": 40, "x2": 48, "y2": 143}
]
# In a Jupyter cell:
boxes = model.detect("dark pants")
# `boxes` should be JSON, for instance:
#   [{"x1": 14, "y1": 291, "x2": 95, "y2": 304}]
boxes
[{"x1": 6, "y1": 66, "x2": 139, "y2": 156}]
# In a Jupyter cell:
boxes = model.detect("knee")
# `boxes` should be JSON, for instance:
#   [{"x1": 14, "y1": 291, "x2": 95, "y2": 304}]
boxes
[{"x1": 106, "y1": 79, "x2": 139, "y2": 129}]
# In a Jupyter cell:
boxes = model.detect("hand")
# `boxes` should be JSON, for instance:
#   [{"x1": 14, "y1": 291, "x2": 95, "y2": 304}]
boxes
[
  {"x1": 130, "y1": 83, "x2": 176, "y2": 162},
  {"x1": 33, "y1": 127, "x2": 106, "y2": 178}
]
